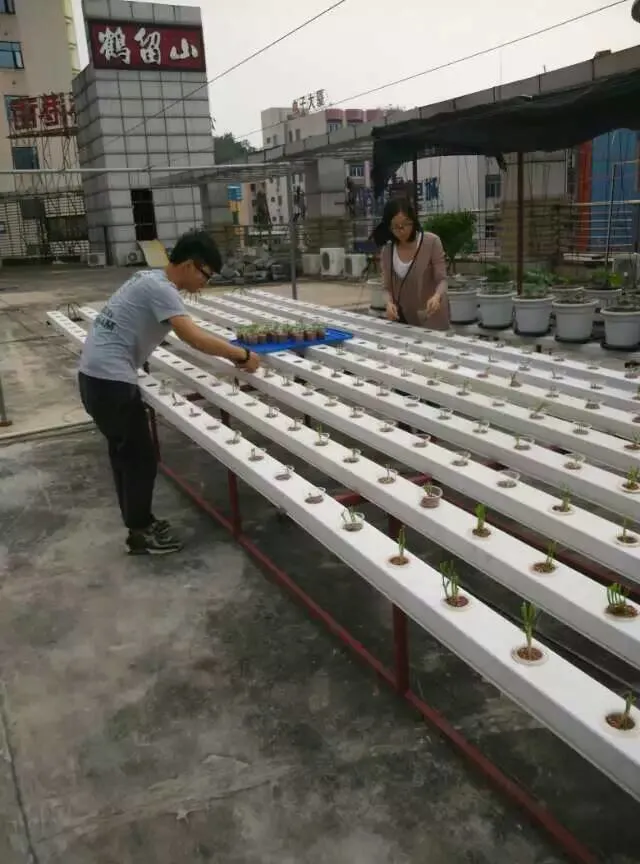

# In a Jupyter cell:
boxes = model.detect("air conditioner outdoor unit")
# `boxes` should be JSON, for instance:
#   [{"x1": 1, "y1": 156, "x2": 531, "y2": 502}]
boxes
[
  {"x1": 344, "y1": 253, "x2": 367, "y2": 280},
  {"x1": 87, "y1": 251, "x2": 106, "y2": 267},
  {"x1": 127, "y1": 250, "x2": 144, "y2": 265},
  {"x1": 320, "y1": 247, "x2": 345, "y2": 278},
  {"x1": 302, "y1": 253, "x2": 321, "y2": 276}
]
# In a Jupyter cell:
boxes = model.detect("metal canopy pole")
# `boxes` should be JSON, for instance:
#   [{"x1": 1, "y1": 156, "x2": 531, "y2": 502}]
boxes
[
  {"x1": 286, "y1": 165, "x2": 298, "y2": 300},
  {"x1": 412, "y1": 154, "x2": 419, "y2": 214},
  {"x1": 516, "y1": 152, "x2": 524, "y2": 295}
]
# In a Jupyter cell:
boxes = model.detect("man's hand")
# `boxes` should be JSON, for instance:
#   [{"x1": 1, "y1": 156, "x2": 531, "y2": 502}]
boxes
[
  {"x1": 240, "y1": 351, "x2": 260, "y2": 373},
  {"x1": 425, "y1": 294, "x2": 442, "y2": 317},
  {"x1": 386, "y1": 300, "x2": 399, "y2": 321}
]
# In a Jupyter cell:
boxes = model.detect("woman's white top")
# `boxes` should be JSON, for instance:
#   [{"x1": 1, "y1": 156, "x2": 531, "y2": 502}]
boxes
[{"x1": 392, "y1": 233, "x2": 423, "y2": 279}]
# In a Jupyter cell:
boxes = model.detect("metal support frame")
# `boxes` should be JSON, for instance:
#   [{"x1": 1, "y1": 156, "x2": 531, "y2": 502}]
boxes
[
  {"x1": 147, "y1": 407, "x2": 597, "y2": 864},
  {"x1": 286, "y1": 165, "x2": 298, "y2": 301},
  {"x1": 0, "y1": 375, "x2": 12, "y2": 428},
  {"x1": 516, "y1": 151, "x2": 524, "y2": 295}
]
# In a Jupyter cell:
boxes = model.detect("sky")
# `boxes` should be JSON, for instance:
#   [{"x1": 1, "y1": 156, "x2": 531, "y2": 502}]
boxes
[{"x1": 71, "y1": 0, "x2": 638, "y2": 147}]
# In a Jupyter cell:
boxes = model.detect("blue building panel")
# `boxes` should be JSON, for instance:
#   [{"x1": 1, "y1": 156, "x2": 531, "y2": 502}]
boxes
[{"x1": 589, "y1": 129, "x2": 638, "y2": 252}]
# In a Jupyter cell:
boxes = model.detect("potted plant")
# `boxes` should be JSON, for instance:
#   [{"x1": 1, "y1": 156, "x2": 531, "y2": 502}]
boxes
[
  {"x1": 389, "y1": 526, "x2": 409, "y2": 566},
  {"x1": 605, "y1": 582, "x2": 638, "y2": 619},
  {"x1": 439, "y1": 561, "x2": 469, "y2": 609},
  {"x1": 601, "y1": 290, "x2": 640, "y2": 351},
  {"x1": 532, "y1": 541, "x2": 557, "y2": 575},
  {"x1": 605, "y1": 692, "x2": 636, "y2": 732},
  {"x1": 420, "y1": 483, "x2": 443, "y2": 508},
  {"x1": 552, "y1": 289, "x2": 597, "y2": 343},
  {"x1": 512, "y1": 602, "x2": 545, "y2": 664},
  {"x1": 514, "y1": 270, "x2": 554, "y2": 336},
  {"x1": 446, "y1": 278, "x2": 479, "y2": 325},
  {"x1": 477, "y1": 264, "x2": 515, "y2": 330},
  {"x1": 584, "y1": 267, "x2": 623, "y2": 310},
  {"x1": 422, "y1": 210, "x2": 476, "y2": 275},
  {"x1": 472, "y1": 503, "x2": 491, "y2": 539}
]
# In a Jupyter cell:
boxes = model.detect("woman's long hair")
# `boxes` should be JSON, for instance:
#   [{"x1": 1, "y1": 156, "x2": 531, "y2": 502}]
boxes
[{"x1": 370, "y1": 197, "x2": 421, "y2": 248}]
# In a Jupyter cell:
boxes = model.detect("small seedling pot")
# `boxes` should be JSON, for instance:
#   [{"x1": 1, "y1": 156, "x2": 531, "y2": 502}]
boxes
[
  {"x1": 615, "y1": 532, "x2": 639, "y2": 547},
  {"x1": 412, "y1": 434, "x2": 431, "y2": 448},
  {"x1": 550, "y1": 503, "x2": 574, "y2": 516},
  {"x1": 420, "y1": 486, "x2": 443, "y2": 508},
  {"x1": 621, "y1": 482, "x2": 640, "y2": 495},
  {"x1": 511, "y1": 645, "x2": 548, "y2": 666},
  {"x1": 602, "y1": 711, "x2": 639, "y2": 737},
  {"x1": 604, "y1": 603, "x2": 639, "y2": 622},
  {"x1": 305, "y1": 488, "x2": 326, "y2": 505},
  {"x1": 440, "y1": 596, "x2": 471, "y2": 612},
  {"x1": 497, "y1": 469, "x2": 519, "y2": 488},
  {"x1": 471, "y1": 526, "x2": 491, "y2": 540},
  {"x1": 530, "y1": 561, "x2": 557, "y2": 576},
  {"x1": 388, "y1": 554, "x2": 409, "y2": 567}
]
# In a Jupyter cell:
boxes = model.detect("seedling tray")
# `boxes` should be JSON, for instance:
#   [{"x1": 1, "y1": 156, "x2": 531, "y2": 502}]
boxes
[{"x1": 232, "y1": 327, "x2": 353, "y2": 355}]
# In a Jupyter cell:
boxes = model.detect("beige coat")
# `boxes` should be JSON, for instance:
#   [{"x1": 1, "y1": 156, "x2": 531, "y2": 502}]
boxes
[{"x1": 381, "y1": 232, "x2": 449, "y2": 330}]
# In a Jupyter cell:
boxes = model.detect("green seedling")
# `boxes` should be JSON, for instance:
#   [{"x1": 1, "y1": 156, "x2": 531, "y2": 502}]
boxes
[
  {"x1": 624, "y1": 466, "x2": 640, "y2": 491},
  {"x1": 626, "y1": 433, "x2": 640, "y2": 451},
  {"x1": 510, "y1": 372, "x2": 520, "y2": 387},
  {"x1": 534, "y1": 541, "x2": 557, "y2": 574},
  {"x1": 473, "y1": 503, "x2": 490, "y2": 537},
  {"x1": 521, "y1": 602, "x2": 540, "y2": 654},
  {"x1": 531, "y1": 401, "x2": 548, "y2": 417},
  {"x1": 439, "y1": 560, "x2": 462, "y2": 604},
  {"x1": 397, "y1": 526, "x2": 406, "y2": 559},
  {"x1": 607, "y1": 582, "x2": 630, "y2": 611},
  {"x1": 341, "y1": 506, "x2": 362, "y2": 528},
  {"x1": 554, "y1": 485, "x2": 572, "y2": 513},
  {"x1": 622, "y1": 692, "x2": 637, "y2": 725}
]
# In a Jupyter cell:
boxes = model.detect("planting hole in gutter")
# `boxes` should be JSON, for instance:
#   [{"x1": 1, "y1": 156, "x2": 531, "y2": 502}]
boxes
[
  {"x1": 311, "y1": 363, "x2": 322, "y2": 371},
  {"x1": 605, "y1": 583, "x2": 638, "y2": 620},
  {"x1": 585, "y1": 400, "x2": 601, "y2": 411},
  {"x1": 315, "y1": 430, "x2": 330, "y2": 447},
  {"x1": 353, "y1": 377, "x2": 364, "y2": 388},
  {"x1": 189, "y1": 408, "x2": 201, "y2": 418},
  {"x1": 514, "y1": 435, "x2": 534, "y2": 451},
  {"x1": 288, "y1": 417, "x2": 303, "y2": 432},
  {"x1": 341, "y1": 509, "x2": 364, "y2": 531},
  {"x1": 605, "y1": 693, "x2": 637, "y2": 733},
  {"x1": 350, "y1": 406, "x2": 365, "y2": 419},
  {"x1": 325, "y1": 396, "x2": 339, "y2": 407},
  {"x1": 531, "y1": 542, "x2": 558, "y2": 575},
  {"x1": 206, "y1": 422, "x2": 220, "y2": 431},
  {"x1": 303, "y1": 386, "x2": 316, "y2": 397},
  {"x1": 511, "y1": 646, "x2": 548, "y2": 666},
  {"x1": 474, "y1": 420, "x2": 490, "y2": 435},
  {"x1": 420, "y1": 484, "x2": 443, "y2": 508},
  {"x1": 378, "y1": 466, "x2": 398, "y2": 485},
  {"x1": 305, "y1": 487, "x2": 326, "y2": 504},
  {"x1": 439, "y1": 408, "x2": 453, "y2": 421},
  {"x1": 564, "y1": 453, "x2": 586, "y2": 470},
  {"x1": 590, "y1": 380, "x2": 604, "y2": 391},
  {"x1": 249, "y1": 446, "x2": 266, "y2": 462},
  {"x1": 275, "y1": 465, "x2": 294, "y2": 482},
  {"x1": 452, "y1": 450, "x2": 471, "y2": 467},
  {"x1": 401, "y1": 367, "x2": 412, "y2": 378},
  {"x1": 492, "y1": 398, "x2": 505, "y2": 407},
  {"x1": 377, "y1": 385, "x2": 390, "y2": 397},
  {"x1": 472, "y1": 503, "x2": 491, "y2": 538},
  {"x1": 625, "y1": 436, "x2": 640, "y2": 451},
  {"x1": 546, "y1": 387, "x2": 560, "y2": 399},
  {"x1": 497, "y1": 469, "x2": 519, "y2": 488},
  {"x1": 448, "y1": 362, "x2": 460, "y2": 370},
  {"x1": 389, "y1": 526, "x2": 409, "y2": 566},
  {"x1": 226, "y1": 431, "x2": 242, "y2": 446},
  {"x1": 343, "y1": 448, "x2": 361, "y2": 464},
  {"x1": 379, "y1": 420, "x2": 396, "y2": 434},
  {"x1": 405, "y1": 396, "x2": 420, "y2": 408},
  {"x1": 266, "y1": 405, "x2": 279, "y2": 419},
  {"x1": 477, "y1": 366, "x2": 491, "y2": 379},
  {"x1": 413, "y1": 433, "x2": 431, "y2": 448},
  {"x1": 331, "y1": 370, "x2": 343, "y2": 379},
  {"x1": 573, "y1": 422, "x2": 592, "y2": 436}
]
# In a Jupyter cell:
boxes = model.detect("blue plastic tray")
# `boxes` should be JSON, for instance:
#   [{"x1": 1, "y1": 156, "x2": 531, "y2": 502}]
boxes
[{"x1": 231, "y1": 327, "x2": 353, "y2": 355}]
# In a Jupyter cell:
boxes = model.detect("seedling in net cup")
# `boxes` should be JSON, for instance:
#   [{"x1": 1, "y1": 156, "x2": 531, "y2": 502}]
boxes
[
  {"x1": 530, "y1": 401, "x2": 548, "y2": 420},
  {"x1": 510, "y1": 372, "x2": 522, "y2": 388},
  {"x1": 378, "y1": 464, "x2": 397, "y2": 485},
  {"x1": 341, "y1": 507, "x2": 364, "y2": 532},
  {"x1": 606, "y1": 692, "x2": 637, "y2": 732},
  {"x1": 553, "y1": 485, "x2": 573, "y2": 514},
  {"x1": 389, "y1": 526, "x2": 409, "y2": 566},
  {"x1": 623, "y1": 466, "x2": 640, "y2": 493},
  {"x1": 314, "y1": 424, "x2": 330, "y2": 447},
  {"x1": 472, "y1": 503, "x2": 491, "y2": 538},
  {"x1": 533, "y1": 541, "x2": 557, "y2": 574},
  {"x1": 439, "y1": 560, "x2": 469, "y2": 608},
  {"x1": 515, "y1": 602, "x2": 543, "y2": 663},
  {"x1": 625, "y1": 433, "x2": 640, "y2": 452},
  {"x1": 420, "y1": 483, "x2": 443, "y2": 508},
  {"x1": 617, "y1": 518, "x2": 639, "y2": 546},
  {"x1": 605, "y1": 582, "x2": 638, "y2": 619}
]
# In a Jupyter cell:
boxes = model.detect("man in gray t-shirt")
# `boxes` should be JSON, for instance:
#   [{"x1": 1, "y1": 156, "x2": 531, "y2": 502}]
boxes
[{"x1": 78, "y1": 229, "x2": 259, "y2": 556}]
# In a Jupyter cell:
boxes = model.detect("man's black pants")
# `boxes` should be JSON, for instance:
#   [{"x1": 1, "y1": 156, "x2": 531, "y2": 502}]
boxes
[{"x1": 79, "y1": 372, "x2": 157, "y2": 532}]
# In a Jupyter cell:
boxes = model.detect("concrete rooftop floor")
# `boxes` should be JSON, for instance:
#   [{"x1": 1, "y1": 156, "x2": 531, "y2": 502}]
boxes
[{"x1": 2, "y1": 265, "x2": 640, "y2": 863}]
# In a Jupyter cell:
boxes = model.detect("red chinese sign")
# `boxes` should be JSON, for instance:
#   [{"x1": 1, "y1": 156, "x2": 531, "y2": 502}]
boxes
[
  {"x1": 87, "y1": 19, "x2": 206, "y2": 72},
  {"x1": 7, "y1": 93, "x2": 75, "y2": 134}
]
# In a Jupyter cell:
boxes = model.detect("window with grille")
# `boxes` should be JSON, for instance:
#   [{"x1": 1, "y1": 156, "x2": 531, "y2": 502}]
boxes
[
  {"x1": 0, "y1": 41, "x2": 23, "y2": 68},
  {"x1": 485, "y1": 173, "x2": 502, "y2": 199}
]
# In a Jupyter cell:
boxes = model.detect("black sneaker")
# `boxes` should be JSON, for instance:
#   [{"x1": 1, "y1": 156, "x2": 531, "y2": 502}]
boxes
[
  {"x1": 151, "y1": 518, "x2": 172, "y2": 538},
  {"x1": 127, "y1": 528, "x2": 183, "y2": 555}
]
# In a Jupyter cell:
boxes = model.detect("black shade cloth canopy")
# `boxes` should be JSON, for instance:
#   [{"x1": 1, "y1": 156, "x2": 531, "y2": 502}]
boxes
[{"x1": 371, "y1": 68, "x2": 640, "y2": 196}]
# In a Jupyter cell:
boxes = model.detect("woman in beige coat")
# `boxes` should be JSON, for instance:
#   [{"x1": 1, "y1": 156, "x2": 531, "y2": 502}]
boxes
[{"x1": 373, "y1": 198, "x2": 449, "y2": 330}]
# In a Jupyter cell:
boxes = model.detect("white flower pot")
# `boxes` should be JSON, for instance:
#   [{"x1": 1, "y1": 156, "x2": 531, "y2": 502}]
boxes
[
  {"x1": 552, "y1": 300, "x2": 597, "y2": 343},
  {"x1": 601, "y1": 308, "x2": 640, "y2": 350},
  {"x1": 513, "y1": 296, "x2": 553, "y2": 336},
  {"x1": 477, "y1": 292, "x2": 515, "y2": 330},
  {"x1": 448, "y1": 288, "x2": 478, "y2": 324},
  {"x1": 583, "y1": 288, "x2": 621, "y2": 310}
]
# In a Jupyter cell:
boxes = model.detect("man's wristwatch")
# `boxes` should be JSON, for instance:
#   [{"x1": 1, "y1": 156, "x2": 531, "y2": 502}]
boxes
[{"x1": 235, "y1": 347, "x2": 251, "y2": 366}]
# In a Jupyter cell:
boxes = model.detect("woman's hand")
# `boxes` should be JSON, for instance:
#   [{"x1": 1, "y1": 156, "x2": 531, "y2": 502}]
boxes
[
  {"x1": 425, "y1": 294, "x2": 442, "y2": 317},
  {"x1": 386, "y1": 300, "x2": 399, "y2": 321}
]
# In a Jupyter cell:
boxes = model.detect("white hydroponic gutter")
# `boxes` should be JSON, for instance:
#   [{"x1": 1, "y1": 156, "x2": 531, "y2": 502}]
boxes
[
  {"x1": 231, "y1": 293, "x2": 638, "y2": 415},
  {"x1": 46, "y1": 308, "x2": 640, "y2": 803},
  {"x1": 77, "y1": 306, "x2": 640, "y2": 585},
  {"x1": 184, "y1": 300, "x2": 640, "y2": 475},
  {"x1": 207, "y1": 294, "x2": 638, "y2": 438},
  {"x1": 244, "y1": 289, "x2": 640, "y2": 393}
]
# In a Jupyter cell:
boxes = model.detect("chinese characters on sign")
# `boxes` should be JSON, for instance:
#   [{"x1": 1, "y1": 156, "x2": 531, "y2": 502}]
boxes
[
  {"x1": 87, "y1": 20, "x2": 205, "y2": 72},
  {"x1": 7, "y1": 93, "x2": 76, "y2": 134},
  {"x1": 291, "y1": 89, "x2": 326, "y2": 118}
]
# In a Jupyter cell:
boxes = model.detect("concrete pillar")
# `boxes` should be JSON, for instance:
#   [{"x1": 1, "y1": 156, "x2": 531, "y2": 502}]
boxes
[{"x1": 304, "y1": 157, "x2": 346, "y2": 218}]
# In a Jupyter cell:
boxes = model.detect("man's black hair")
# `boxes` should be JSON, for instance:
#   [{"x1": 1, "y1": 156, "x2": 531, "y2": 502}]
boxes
[{"x1": 169, "y1": 229, "x2": 222, "y2": 274}]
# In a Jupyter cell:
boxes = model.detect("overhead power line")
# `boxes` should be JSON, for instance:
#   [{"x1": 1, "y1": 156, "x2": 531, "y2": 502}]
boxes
[{"x1": 101, "y1": 0, "x2": 348, "y2": 150}]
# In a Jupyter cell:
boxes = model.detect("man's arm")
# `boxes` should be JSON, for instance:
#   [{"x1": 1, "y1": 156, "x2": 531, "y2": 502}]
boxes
[{"x1": 169, "y1": 315, "x2": 259, "y2": 371}]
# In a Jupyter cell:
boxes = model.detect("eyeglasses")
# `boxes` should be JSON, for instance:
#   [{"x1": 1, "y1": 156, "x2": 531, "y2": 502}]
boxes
[
  {"x1": 391, "y1": 220, "x2": 413, "y2": 232},
  {"x1": 192, "y1": 260, "x2": 213, "y2": 282}
]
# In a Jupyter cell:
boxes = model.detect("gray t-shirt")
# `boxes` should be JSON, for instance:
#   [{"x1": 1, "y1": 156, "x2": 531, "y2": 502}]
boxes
[{"x1": 79, "y1": 269, "x2": 186, "y2": 384}]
